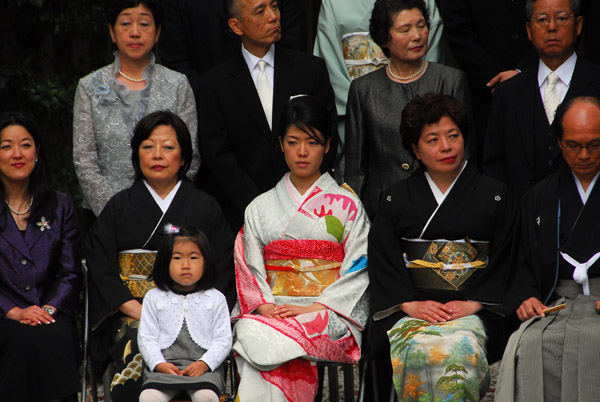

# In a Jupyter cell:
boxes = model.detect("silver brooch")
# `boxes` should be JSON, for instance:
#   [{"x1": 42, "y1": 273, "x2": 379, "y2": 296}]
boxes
[
  {"x1": 37, "y1": 217, "x2": 51, "y2": 232},
  {"x1": 494, "y1": 195, "x2": 501, "y2": 202},
  {"x1": 386, "y1": 196, "x2": 392, "y2": 202},
  {"x1": 536, "y1": 217, "x2": 541, "y2": 226}
]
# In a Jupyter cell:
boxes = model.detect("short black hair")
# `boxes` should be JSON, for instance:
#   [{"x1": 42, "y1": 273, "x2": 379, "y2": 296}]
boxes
[
  {"x1": 107, "y1": 0, "x2": 163, "y2": 27},
  {"x1": 131, "y1": 110, "x2": 193, "y2": 181},
  {"x1": 225, "y1": 0, "x2": 242, "y2": 19},
  {"x1": 370, "y1": 0, "x2": 430, "y2": 58},
  {"x1": 0, "y1": 112, "x2": 58, "y2": 228},
  {"x1": 553, "y1": 95, "x2": 600, "y2": 139},
  {"x1": 400, "y1": 93, "x2": 471, "y2": 159},
  {"x1": 151, "y1": 225, "x2": 217, "y2": 292},
  {"x1": 526, "y1": 0, "x2": 581, "y2": 20},
  {"x1": 279, "y1": 95, "x2": 332, "y2": 146}
]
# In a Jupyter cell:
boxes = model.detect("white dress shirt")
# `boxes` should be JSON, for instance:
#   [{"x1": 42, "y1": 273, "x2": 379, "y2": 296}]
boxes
[
  {"x1": 538, "y1": 52, "x2": 577, "y2": 105},
  {"x1": 242, "y1": 44, "x2": 275, "y2": 92}
]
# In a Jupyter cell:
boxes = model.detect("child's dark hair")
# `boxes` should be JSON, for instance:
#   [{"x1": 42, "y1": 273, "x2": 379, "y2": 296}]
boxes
[{"x1": 152, "y1": 225, "x2": 216, "y2": 292}]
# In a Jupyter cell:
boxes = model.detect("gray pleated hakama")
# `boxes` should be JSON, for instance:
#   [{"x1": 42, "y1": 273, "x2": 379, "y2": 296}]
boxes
[{"x1": 496, "y1": 279, "x2": 600, "y2": 402}]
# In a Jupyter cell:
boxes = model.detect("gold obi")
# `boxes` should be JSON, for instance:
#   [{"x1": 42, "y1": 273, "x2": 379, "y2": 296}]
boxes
[
  {"x1": 402, "y1": 238, "x2": 490, "y2": 291},
  {"x1": 342, "y1": 32, "x2": 388, "y2": 80},
  {"x1": 265, "y1": 258, "x2": 342, "y2": 297},
  {"x1": 119, "y1": 251, "x2": 157, "y2": 298}
]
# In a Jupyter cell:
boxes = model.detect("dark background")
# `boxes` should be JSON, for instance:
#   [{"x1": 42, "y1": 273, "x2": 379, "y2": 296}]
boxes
[{"x1": 1, "y1": 0, "x2": 112, "y2": 231}]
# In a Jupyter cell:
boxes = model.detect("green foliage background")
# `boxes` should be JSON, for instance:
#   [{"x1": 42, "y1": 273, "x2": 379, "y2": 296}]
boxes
[{"x1": 0, "y1": 0, "x2": 114, "y2": 231}]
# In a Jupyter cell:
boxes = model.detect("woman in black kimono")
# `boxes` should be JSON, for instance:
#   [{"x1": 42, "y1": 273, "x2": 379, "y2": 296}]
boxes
[
  {"x1": 86, "y1": 111, "x2": 234, "y2": 402},
  {"x1": 367, "y1": 93, "x2": 517, "y2": 401}
]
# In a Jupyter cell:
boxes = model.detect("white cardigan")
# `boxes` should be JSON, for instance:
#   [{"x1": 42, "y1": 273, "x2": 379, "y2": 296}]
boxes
[{"x1": 138, "y1": 288, "x2": 232, "y2": 371}]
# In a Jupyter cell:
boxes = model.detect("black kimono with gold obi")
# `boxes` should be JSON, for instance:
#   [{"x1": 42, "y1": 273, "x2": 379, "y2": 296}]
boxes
[{"x1": 369, "y1": 163, "x2": 518, "y2": 311}]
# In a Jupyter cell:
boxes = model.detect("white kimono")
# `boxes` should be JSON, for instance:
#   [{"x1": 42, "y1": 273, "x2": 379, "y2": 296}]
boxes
[{"x1": 232, "y1": 173, "x2": 370, "y2": 402}]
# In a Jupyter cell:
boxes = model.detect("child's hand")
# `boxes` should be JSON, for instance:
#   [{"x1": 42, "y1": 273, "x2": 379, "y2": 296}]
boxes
[
  {"x1": 182, "y1": 361, "x2": 209, "y2": 377},
  {"x1": 154, "y1": 362, "x2": 182, "y2": 375}
]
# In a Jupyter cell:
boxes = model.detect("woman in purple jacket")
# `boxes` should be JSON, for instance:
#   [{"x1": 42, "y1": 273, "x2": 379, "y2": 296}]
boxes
[{"x1": 0, "y1": 112, "x2": 82, "y2": 402}]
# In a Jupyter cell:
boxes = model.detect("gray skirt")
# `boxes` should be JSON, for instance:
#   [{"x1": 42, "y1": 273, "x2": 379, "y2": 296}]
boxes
[
  {"x1": 496, "y1": 278, "x2": 600, "y2": 402},
  {"x1": 141, "y1": 322, "x2": 225, "y2": 395}
]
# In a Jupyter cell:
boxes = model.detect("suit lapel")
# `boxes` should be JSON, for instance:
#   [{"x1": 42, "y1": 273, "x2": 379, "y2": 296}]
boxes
[
  {"x1": 228, "y1": 53, "x2": 272, "y2": 140},
  {"x1": 515, "y1": 68, "x2": 542, "y2": 170},
  {"x1": 564, "y1": 58, "x2": 597, "y2": 102},
  {"x1": 272, "y1": 47, "x2": 295, "y2": 137},
  {"x1": 24, "y1": 216, "x2": 45, "y2": 250},
  {"x1": 0, "y1": 212, "x2": 33, "y2": 260}
]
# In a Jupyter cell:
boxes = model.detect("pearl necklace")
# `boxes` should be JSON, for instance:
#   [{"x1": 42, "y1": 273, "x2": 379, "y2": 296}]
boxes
[
  {"x1": 388, "y1": 60, "x2": 424, "y2": 81},
  {"x1": 6, "y1": 196, "x2": 33, "y2": 215},
  {"x1": 119, "y1": 70, "x2": 145, "y2": 82}
]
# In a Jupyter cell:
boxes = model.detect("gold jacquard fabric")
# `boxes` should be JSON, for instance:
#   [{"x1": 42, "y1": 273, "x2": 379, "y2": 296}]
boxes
[
  {"x1": 265, "y1": 258, "x2": 342, "y2": 297},
  {"x1": 403, "y1": 239, "x2": 490, "y2": 291},
  {"x1": 342, "y1": 33, "x2": 388, "y2": 80},
  {"x1": 119, "y1": 252, "x2": 157, "y2": 298}
]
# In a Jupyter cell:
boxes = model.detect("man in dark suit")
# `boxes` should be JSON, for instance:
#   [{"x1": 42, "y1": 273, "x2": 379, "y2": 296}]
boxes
[
  {"x1": 482, "y1": 0, "x2": 600, "y2": 198},
  {"x1": 195, "y1": 0, "x2": 337, "y2": 232},
  {"x1": 441, "y1": 0, "x2": 537, "y2": 163},
  {"x1": 158, "y1": 0, "x2": 307, "y2": 94}
]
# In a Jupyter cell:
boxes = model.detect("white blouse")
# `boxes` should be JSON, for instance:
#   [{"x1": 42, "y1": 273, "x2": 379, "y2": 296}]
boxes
[{"x1": 138, "y1": 287, "x2": 232, "y2": 371}]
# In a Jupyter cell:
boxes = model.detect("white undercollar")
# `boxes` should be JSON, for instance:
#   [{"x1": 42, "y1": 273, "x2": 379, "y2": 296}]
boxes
[
  {"x1": 285, "y1": 173, "x2": 324, "y2": 207},
  {"x1": 424, "y1": 161, "x2": 468, "y2": 205},
  {"x1": 143, "y1": 180, "x2": 182, "y2": 213},
  {"x1": 572, "y1": 170, "x2": 600, "y2": 205}
]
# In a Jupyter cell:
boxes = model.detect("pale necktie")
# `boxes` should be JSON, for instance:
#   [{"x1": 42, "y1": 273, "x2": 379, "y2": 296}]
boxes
[
  {"x1": 544, "y1": 72, "x2": 560, "y2": 124},
  {"x1": 561, "y1": 251, "x2": 600, "y2": 295},
  {"x1": 256, "y1": 60, "x2": 273, "y2": 129}
]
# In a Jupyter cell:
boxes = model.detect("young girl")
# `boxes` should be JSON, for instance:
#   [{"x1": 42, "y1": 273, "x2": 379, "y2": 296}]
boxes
[{"x1": 138, "y1": 225, "x2": 232, "y2": 402}]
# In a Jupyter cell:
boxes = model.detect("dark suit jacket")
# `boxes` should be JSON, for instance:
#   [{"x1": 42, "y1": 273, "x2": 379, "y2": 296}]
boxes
[
  {"x1": 482, "y1": 57, "x2": 600, "y2": 198},
  {"x1": 158, "y1": 0, "x2": 307, "y2": 94},
  {"x1": 441, "y1": 0, "x2": 535, "y2": 92},
  {"x1": 0, "y1": 192, "x2": 81, "y2": 319},
  {"x1": 196, "y1": 46, "x2": 337, "y2": 231},
  {"x1": 441, "y1": 0, "x2": 537, "y2": 161},
  {"x1": 583, "y1": 0, "x2": 600, "y2": 64}
]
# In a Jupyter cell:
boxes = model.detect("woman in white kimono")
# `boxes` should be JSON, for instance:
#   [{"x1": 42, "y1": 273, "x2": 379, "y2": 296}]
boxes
[{"x1": 232, "y1": 96, "x2": 370, "y2": 402}]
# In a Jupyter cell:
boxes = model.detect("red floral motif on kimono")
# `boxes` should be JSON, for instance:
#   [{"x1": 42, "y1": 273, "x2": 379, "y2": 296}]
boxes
[{"x1": 260, "y1": 359, "x2": 318, "y2": 402}]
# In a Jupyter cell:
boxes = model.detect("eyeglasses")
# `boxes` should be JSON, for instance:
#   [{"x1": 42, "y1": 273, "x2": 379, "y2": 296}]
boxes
[
  {"x1": 531, "y1": 13, "x2": 575, "y2": 28},
  {"x1": 560, "y1": 140, "x2": 600, "y2": 153}
]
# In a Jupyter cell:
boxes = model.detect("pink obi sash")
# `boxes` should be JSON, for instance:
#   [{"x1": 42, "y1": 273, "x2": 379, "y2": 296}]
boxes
[{"x1": 263, "y1": 239, "x2": 344, "y2": 297}]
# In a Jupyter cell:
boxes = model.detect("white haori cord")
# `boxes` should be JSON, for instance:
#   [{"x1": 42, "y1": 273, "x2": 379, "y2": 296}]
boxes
[{"x1": 560, "y1": 251, "x2": 600, "y2": 295}]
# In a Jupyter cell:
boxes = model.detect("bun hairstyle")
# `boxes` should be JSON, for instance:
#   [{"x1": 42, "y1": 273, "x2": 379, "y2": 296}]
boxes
[
  {"x1": 151, "y1": 224, "x2": 216, "y2": 292},
  {"x1": 278, "y1": 95, "x2": 332, "y2": 146}
]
